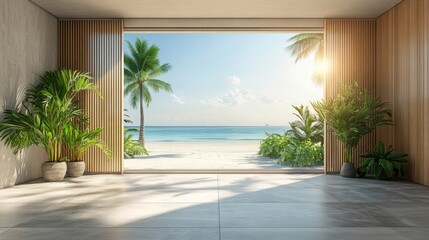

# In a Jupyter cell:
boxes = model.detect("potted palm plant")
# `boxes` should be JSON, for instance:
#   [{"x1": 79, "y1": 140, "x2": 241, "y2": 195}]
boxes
[
  {"x1": 0, "y1": 69, "x2": 98, "y2": 181},
  {"x1": 63, "y1": 124, "x2": 111, "y2": 177},
  {"x1": 312, "y1": 83, "x2": 392, "y2": 177}
]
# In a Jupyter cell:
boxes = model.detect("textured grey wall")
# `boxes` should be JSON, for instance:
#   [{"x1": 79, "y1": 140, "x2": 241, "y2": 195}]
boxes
[{"x1": 0, "y1": 0, "x2": 57, "y2": 188}]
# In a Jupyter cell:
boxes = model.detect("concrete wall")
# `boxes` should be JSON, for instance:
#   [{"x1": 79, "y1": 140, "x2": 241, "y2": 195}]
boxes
[{"x1": 0, "y1": 0, "x2": 57, "y2": 188}]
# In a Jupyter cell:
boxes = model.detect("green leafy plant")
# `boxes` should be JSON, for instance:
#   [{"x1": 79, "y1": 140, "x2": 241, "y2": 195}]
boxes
[
  {"x1": 279, "y1": 140, "x2": 324, "y2": 167},
  {"x1": 259, "y1": 133, "x2": 323, "y2": 167},
  {"x1": 124, "y1": 128, "x2": 148, "y2": 158},
  {"x1": 259, "y1": 132, "x2": 290, "y2": 158},
  {"x1": 63, "y1": 124, "x2": 111, "y2": 161},
  {"x1": 358, "y1": 141, "x2": 407, "y2": 180},
  {"x1": 288, "y1": 104, "x2": 323, "y2": 145},
  {"x1": 0, "y1": 69, "x2": 97, "y2": 162},
  {"x1": 312, "y1": 83, "x2": 392, "y2": 163}
]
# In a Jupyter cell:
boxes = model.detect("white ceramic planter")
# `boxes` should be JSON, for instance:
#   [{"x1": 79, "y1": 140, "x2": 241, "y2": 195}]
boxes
[
  {"x1": 66, "y1": 161, "x2": 85, "y2": 177},
  {"x1": 41, "y1": 161, "x2": 67, "y2": 182}
]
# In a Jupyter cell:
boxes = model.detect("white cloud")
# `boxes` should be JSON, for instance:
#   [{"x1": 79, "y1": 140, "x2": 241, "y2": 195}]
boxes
[
  {"x1": 201, "y1": 88, "x2": 276, "y2": 107},
  {"x1": 228, "y1": 75, "x2": 241, "y2": 85},
  {"x1": 171, "y1": 94, "x2": 184, "y2": 105}
]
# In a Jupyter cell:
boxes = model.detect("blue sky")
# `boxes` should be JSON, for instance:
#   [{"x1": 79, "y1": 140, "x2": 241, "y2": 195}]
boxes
[{"x1": 124, "y1": 33, "x2": 323, "y2": 126}]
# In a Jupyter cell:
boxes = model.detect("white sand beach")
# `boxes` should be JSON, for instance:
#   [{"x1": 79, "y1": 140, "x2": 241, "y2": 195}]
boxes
[
  {"x1": 124, "y1": 141, "x2": 324, "y2": 171},
  {"x1": 124, "y1": 140, "x2": 284, "y2": 170}
]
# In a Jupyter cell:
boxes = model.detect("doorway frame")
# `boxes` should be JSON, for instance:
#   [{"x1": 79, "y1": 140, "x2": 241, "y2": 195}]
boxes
[{"x1": 122, "y1": 18, "x2": 325, "y2": 174}]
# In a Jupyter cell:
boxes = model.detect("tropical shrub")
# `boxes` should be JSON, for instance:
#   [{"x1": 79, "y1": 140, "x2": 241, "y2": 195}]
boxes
[
  {"x1": 124, "y1": 128, "x2": 148, "y2": 158},
  {"x1": 0, "y1": 69, "x2": 97, "y2": 162},
  {"x1": 312, "y1": 82, "x2": 392, "y2": 163},
  {"x1": 287, "y1": 104, "x2": 323, "y2": 145},
  {"x1": 258, "y1": 132, "x2": 290, "y2": 158},
  {"x1": 259, "y1": 133, "x2": 323, "y2": 167},
  {"x1": 357, "y1": 141, "x2": 407, "y2": 180},
  {"x1": 279, "y1": 140, "x2": 324, "y2": 167}
]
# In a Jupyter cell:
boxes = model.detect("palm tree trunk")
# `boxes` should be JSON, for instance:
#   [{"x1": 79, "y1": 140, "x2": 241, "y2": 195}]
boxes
[{"x1": 139, "y1": 93, "x2": 145, "y2": 145}]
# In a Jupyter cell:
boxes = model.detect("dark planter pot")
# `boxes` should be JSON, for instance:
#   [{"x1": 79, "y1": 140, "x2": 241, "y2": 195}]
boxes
[
  {"x1": 378, "y1": 171, "x2": 392, "y2": 180},
  {"x1": 357, "y1": 167, "x2": 366, "y2": 178},
  {"x1": 340, "y1": 162, "x2": 356, "y2": 178},
  {"x1": 66, "y1": 161, "x2": 85, "y2": 177},
  {"x1": 41, "y1": 161, "x2": 67, "y2": 182}
]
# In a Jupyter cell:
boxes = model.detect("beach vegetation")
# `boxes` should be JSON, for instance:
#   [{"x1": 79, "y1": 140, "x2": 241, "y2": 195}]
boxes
[
  {"x1": 259, "y1": 132, "x2": 323, "y2": 167},
  {"x1": 287, "y1": 33, "x2": 324, "y2": 85},
  {"x1": 123, "y1": 109, "x2": 148, "y2": 158},
  {"x1": 287, "y1": 104, "x2": 323, "y2": 145},
  {"x1": 259, "y1": 132, "x2": 290, "y2": 158},
  {"x1": 124, "y1": 38, "x2": 173, "y2": 145},
  {"x1": 124, "y1": 128, "x2": 148, "y2": 158},
  {"x1": 259, "y1": 104, "x2": 324, "y2": 167}
]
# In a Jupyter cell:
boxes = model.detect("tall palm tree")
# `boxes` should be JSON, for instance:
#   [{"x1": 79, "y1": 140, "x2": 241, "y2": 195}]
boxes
[
  {"x1": 287, "y1": 33, "x2": 324, "y2": 86},
  {"x1": 124, "y1": 39, "x2": 172, "y2": 145}
]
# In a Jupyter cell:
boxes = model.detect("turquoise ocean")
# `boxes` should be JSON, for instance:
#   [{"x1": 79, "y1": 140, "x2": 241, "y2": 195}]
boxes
[{"x1": 125, "y1": 126, "x2": 289, "y2": 142}]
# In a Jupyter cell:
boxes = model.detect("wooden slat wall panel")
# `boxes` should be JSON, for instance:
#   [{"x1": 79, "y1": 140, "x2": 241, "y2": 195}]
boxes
[
  {"x1": 376, "y1": 0, "x2": 429, "y2": 185},
  {"x1": 324, "y1": 19, "x2": 376, "y2": 173},
  {"x1": 58, "y1": 20, "x2": 124, "y2": 173}
]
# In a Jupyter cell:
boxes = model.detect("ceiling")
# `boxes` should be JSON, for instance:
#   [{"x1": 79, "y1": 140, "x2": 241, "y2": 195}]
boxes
[{"x1": 31, "y1": 0, "x2": 401, "y2": 19}]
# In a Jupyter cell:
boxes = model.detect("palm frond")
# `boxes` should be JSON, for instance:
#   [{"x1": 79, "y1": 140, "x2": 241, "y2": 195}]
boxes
[
  {"x1": 142, "y1": 85, "x2": 152, "y2": 107},
  {"x1": 146, "y1": 79, "x2": 173, "y2": 93}
]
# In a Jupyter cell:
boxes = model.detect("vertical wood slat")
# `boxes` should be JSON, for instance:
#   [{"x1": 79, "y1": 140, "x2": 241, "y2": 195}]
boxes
[
  {"x1": 58, "y1": 20, "x2": 124, "y2": 173},
  {"x1": 376, "y1": 0, "x2": 429, "y2": 185},
  {"x1": 324, "y1": 19, "x2": 376, "y2": 173}
]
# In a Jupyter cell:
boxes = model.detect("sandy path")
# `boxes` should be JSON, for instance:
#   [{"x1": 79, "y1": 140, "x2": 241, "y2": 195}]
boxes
[{"x1": 124, "y1": 141, "x2": 286, "y2": 170}]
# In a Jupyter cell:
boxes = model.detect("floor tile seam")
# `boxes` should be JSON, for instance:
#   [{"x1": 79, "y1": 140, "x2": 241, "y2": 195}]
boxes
[
  {"x1": 218, "y1": 226, "x2": 420, "y2": 228},
  {"x1": 60, "y1": 201, "x2": 220, "y2": 204},
  {"x1": 217, "y1": 174, "x2": 222, "y2": 240},
  {"x1": 0, "y1": 228, "x2": 13, "y2": 235},
  {"x1": 7, "y1": 227, "x2": 221, "y2": 229},
  {"x1": 217, "y1": 226, "x2": 420, "y2": 229},
  {"x1": 5, "y1": 226, "x2": 425, "y2": 229},
  {"x1": 54, "y1": 202, "x2": 221, "y2": 204},
  {"x1": 218, "y1": 201, "x2": 343, "y2": 203}
]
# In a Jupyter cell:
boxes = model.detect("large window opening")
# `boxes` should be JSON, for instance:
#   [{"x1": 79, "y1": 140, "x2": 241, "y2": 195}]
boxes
[{"x1": 123, "y1": 32, "x2": 324, "y2": 172}]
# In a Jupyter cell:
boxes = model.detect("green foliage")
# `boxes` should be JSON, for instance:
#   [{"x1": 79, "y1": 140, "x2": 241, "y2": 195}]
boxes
[
  {"x1": 279, "y1": 140, "x2": 324, "y2": 167},
  {"x1": 287, "y1": 33, "x2": 324, "y2": 85},
  {"x1": 63, "y1": 124, "x2": 111, "y2": 161},
  {"x1": 259, "y1": 103, "x2": 325, "y2": 167},
  {"x1": 312, "y1": 83, "x2": 392, "y2": 163},
  {"x1": 124, "y1": 38, "x2": 173, "y2": 108},
  {"x1": 358, "y1": 141, "x2": 408, "y2": 180},
  {"x1": 124, "y1": 128, "x2": 148, "y2": 158},
  {"x1": 258, "y1": 133, "x2": 290, "y2": 158},
  {"x1": 123, "y1": 109, "x2": 133, "y2": 124},
  {"x1": 287, "y1": 105, "x2": 323, "y2": 145},
  {"x1": 124, "y1": 38, "x2": 173, "y2": 144},
  {"x1": 0, "y1": 69, "x2": 99, "y2": 162},
  {"x1": 259, "y1": 133, "x2": 323, "y2": 167}
]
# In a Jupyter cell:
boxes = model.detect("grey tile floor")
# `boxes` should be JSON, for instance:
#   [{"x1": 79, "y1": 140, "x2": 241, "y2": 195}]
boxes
[{"x1": 1, "y1": 174, "x2": 429, "y2": 239}]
